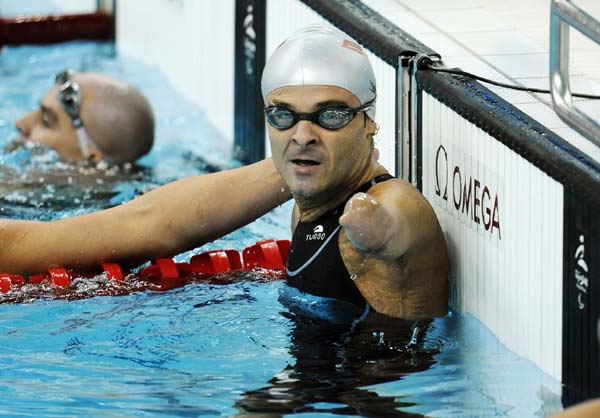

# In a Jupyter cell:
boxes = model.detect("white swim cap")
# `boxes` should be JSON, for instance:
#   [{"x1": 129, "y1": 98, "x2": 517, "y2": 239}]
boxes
[{"x1": 261, "y1": 25, "x2": 377, "y2": 119}]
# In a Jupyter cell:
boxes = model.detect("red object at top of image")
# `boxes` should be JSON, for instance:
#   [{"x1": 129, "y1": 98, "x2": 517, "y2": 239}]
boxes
[{"x1": 0, "y1": 12, "x2": 113, "y2": 51}]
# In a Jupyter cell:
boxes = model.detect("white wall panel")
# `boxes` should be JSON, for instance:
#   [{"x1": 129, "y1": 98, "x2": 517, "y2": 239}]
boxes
[
  {"x1": 265, "y1": 0, "x2": 397, "y2": 174},
  {"x1": 116, "y1": 0, "x2": 235, "y2": 144},
  {"x1": 421, "y1": 92, "x2": 564, "y2": 380}
]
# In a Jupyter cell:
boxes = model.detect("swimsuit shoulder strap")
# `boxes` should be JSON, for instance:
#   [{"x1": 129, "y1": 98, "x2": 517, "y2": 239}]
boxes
[{"x1": 354, "y1": 173, "x2": 395, "y2": 195}]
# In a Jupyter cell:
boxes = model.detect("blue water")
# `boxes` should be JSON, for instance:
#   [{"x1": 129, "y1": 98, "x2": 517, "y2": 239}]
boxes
[{"x1": 0, "y1": 42, "x2": 564, "y2": 417}]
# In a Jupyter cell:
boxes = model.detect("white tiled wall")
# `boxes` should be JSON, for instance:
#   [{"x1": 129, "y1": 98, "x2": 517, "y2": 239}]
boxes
[{"x1": 364, "y1": 0, "x2": 600, "y2": 163}]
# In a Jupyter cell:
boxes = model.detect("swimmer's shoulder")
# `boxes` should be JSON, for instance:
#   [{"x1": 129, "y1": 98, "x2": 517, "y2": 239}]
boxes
[
  {"x1": 368, "y1": 176, "x2": 442, "y2": 229},
  {"x1": 343, "y1": 177, "x2": 449, "y2": 317},
  {"x1": 365, "y1": 176, "x2": 423, "y2": 201}
]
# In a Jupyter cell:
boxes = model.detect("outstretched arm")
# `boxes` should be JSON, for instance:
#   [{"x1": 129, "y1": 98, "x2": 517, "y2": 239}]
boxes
[{"x1": 0, "y1": 158, "x2": 290, "y2": 275}]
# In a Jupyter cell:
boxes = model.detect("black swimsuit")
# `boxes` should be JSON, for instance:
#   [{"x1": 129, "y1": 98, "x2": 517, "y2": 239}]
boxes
[{"x1": 286, "y1": 174, "x2": 394, "y2": 307}]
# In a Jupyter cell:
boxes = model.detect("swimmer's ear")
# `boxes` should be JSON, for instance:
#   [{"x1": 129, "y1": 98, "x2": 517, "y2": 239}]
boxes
[
  {"x1": 87, "y1": 149, "x2": 105, "y2": 163},
  {"x1": 371, "y1": 147, "x2": 380, "y2": 162},
  {"x1": 365, "y1": 118, "x2": 378, "y2": 140}
]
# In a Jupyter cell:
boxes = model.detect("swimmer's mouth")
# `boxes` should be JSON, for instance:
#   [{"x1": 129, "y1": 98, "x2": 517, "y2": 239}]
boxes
[{"x1": 291, "y1": 159, "x2": 320, "y2": 167}]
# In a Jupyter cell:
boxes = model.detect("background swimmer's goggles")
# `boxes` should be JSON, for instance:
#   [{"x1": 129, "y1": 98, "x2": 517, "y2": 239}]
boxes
[
  {"x1": 55, "y1": 69, "x2": 84, "y2": 128},
  {"x1": 264, "y1": 98, "x2": 375, "y2": 131},
  {"x1": 55, "y1": 69, "x2": 98, "y2": 159}
]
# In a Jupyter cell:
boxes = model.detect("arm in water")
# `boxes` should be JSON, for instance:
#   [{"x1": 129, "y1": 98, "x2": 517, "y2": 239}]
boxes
[{"x1": 0, "y1": 158, "x2": 291, "y2": 275}]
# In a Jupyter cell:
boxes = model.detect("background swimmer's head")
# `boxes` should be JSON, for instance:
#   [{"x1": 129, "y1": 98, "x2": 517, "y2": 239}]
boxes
[
  {"x1": 261, "y1": 24, "x2": 377, "y2": 121},
  {"x1": 15, "y1": 72, "x2": 154, "y2": 163}
]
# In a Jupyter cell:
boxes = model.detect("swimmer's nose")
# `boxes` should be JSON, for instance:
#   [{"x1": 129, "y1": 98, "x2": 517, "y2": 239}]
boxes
[
  {"x1": 14, "y1": 112, "x2": 33, "y2": 139},
  {"x1": 291, "y1": 120, "x2": 318, "y2": 147}
]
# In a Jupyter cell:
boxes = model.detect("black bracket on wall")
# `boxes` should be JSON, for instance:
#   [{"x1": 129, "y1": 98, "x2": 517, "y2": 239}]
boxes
[
  {"x1": 234, "y1": 0, "x2": 266, "y2": 164},
  {"x1": 563, "y1": 191, "x2": 600, "y2": 406}
]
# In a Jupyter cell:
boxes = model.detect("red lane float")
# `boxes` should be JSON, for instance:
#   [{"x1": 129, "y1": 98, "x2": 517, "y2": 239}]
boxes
[
  {"x1": 0, "y1": 239, "x2": 290, "y2": 294},
  {"x1": 138, "y1": 240, "x2": 289, "y2": 291},
  {"x1": 101, "y1": 262, "x2": 124, "y2": 280},
  {"x1": 187, "y1": 249, "x2": 243, "y2": 274},
  {"x1": 0, "y1": 12, "x2": 113, "y2": 51},
  {"x1": 0, "y1": 274, "x2": 12, "y2": 293},
  {"x1": 243, "y1": 239, "x2": 290, "y2": 271}
]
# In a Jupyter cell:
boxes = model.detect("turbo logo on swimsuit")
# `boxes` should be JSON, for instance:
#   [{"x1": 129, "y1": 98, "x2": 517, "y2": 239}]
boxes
[{"x1": 306, "y1": 225, "x2": 326, "y2": 241}]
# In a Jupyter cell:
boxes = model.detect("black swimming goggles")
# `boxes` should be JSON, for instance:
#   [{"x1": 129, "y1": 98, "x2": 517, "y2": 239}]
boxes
[
  {"x1": 54, "y1": 69, "x2": 98, "y2": 159},
  {"x1": 55, "y1": 69, "x2": 84, "y2": 129},
  {"x1": 264, "y1": 98, "x2": 375, "y2": 131}
]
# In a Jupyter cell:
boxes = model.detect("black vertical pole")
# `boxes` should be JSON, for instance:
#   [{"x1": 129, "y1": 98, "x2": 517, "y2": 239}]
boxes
[
  {"x1": 234, "y1": 0, "x2": 266, "y2": 164},
  {"x1": 562, "y1": 190, "x2": 600, "y2": 406},
  {"x1": 97, "y1": 0, "x2": 116, "y2": 41}
]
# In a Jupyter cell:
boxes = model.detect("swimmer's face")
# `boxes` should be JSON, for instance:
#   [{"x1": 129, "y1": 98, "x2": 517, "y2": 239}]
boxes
[
  {"x1": 14, "y1": 85, "x2": 85, "y2": 160},
  {"x1": 266, "y1": 85, "x2": 375, "y2": 199}
]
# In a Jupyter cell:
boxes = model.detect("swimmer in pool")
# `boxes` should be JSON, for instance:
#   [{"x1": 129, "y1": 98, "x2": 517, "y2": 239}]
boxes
[
  {"x1": 262, "y1": 25, "x2": 449, "y2": 318},
  {"x1": 14, "y1": 70, "x2": 154, "y2": 163}
]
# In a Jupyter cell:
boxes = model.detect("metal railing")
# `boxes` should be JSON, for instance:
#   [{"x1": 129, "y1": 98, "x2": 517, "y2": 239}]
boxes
[{"x1": 550, "y1": 0, "x2": 600, "y2": 147}]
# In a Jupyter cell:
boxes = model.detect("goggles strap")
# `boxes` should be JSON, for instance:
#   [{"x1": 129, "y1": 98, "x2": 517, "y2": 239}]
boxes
[{"x1": 75, "y1": 126, "x2": 96, "y2": 159}]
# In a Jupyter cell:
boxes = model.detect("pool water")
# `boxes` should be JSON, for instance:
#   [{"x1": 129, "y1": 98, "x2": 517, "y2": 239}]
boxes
[{"x1": 0, "y1": 42, "x2": 564, "y2": 417}]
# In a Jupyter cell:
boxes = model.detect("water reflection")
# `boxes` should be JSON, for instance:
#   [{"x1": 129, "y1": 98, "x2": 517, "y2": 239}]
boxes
[{"x1": 236, "y1": 295, "x2": 438, "y2": 417}]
